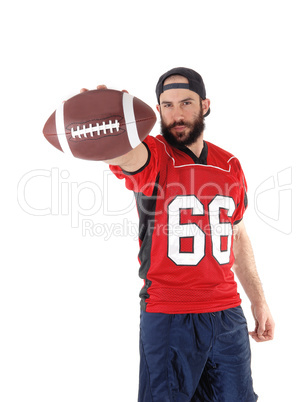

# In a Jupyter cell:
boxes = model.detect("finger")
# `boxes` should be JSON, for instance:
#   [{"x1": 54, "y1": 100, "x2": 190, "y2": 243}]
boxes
[
  {"x1": 249, "y1": 332, "x2": 260, "y2": 342},
  {"x1": 267, "y1": 327, "x2": 275, "y2": 340},
  {"x1": 249, "y1": 332, "x2": 265, "y2": 342},
  {"x1": 249, "y1": 331, "x2": 272, "y2": 342},
  {"x1": 80, "y1": 88, "x2": 88, "y2": 93},
  {"x1": 97, "y1": 85, "x2": 107, "y2": 90},
  {"x1": 262, "y1": 328, "x2": 274, "y2": 341},
  {"x1": 257, "y1": 323, "x2": 266, "y2": 339},
  {"x1": 122, "y1": 89, "x2": 129, "y2": 93}
]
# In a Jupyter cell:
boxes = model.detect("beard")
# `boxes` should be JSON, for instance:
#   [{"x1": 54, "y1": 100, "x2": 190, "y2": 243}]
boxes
[{"x1": 160, "y1": 108, "x2": 205, "y2": 147}]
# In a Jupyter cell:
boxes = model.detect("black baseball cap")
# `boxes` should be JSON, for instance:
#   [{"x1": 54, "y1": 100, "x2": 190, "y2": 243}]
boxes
[{"x1": 156, "y1": 67, "x2": 210, "y2": 117}]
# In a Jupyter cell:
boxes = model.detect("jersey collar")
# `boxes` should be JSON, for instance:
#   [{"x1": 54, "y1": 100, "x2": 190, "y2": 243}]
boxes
[{"x1": 175, "y1": 141, "x2": 208, "y2": 165}]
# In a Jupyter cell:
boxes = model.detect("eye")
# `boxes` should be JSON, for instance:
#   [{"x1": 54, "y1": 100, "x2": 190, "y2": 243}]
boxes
[
  {"x1": 183, "y1": 101, "x2": 192, "y2": 106},
  {"x1": 163, "y1": 103, "x2": 172, "y2": 108}
]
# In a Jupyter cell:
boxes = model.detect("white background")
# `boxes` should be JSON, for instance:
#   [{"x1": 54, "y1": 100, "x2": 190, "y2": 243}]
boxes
[{"x1": 1, "y1": 0, "x2": 307, "y2": 401}]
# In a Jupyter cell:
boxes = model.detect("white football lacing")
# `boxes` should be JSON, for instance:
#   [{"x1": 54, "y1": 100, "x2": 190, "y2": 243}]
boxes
[{"x1": 70, "y1": 120, "x2": 120, "y2": 139}]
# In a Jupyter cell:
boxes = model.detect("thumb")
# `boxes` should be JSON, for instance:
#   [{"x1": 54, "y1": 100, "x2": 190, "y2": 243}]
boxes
[{"x1": 257, "y1": 319, "x2": 266, "y2": 340}]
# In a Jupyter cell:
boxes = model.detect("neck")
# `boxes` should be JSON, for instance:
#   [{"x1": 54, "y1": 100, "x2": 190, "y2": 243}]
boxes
[{"x1": 186, "y1": 134, "x2": 204, "y2": 158}]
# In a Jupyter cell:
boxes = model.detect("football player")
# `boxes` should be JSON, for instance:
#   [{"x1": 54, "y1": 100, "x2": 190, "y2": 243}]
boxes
[{"x1": 85, "y1": 67, "x2": 275, "y2": 401}]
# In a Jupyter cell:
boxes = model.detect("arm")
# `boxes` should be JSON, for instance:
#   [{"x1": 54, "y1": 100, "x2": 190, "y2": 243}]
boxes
[
  {"x1": 233, "y1": 220, "x2": 275, "y2": 342},
  {"x1": 80, "y1": 85, "x2": 149, "y2": 172},
  {"x1": 103, "y1": 142, "x2": 148, "y2": 172}
]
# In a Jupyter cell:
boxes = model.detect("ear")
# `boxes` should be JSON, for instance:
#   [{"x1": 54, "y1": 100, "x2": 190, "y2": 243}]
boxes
[
  {"x1": 156, "y1": 104, "x2": 161, "y2": 113},
  {"x1": 202, "y1": 99, "x2": 210, "y2": 115}
]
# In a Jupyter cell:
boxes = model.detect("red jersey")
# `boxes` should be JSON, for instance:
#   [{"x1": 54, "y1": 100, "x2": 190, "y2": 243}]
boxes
[{"x1": 110, "y1": 135, "x2": 248, "y2": 313}]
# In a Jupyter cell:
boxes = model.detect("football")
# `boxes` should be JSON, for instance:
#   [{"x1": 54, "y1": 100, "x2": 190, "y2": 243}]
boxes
[{"x1": 43, "y1": 89, "x2": 157, "y2": 161}]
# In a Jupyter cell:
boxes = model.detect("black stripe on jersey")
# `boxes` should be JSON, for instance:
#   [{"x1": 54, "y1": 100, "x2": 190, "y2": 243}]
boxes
[
  {"x1": 234, "y1": 217, "x2": 243, "y2": 225},
  {"x1": 176, "y1": 140, "x2": 208, "y2": 165},
  {"x1": 244, "y1": 187, "x2": 248, "y2": 209},
  {"x1": 135, "y1": 173, "x2": 161, "y2": 311},
  {"x1": 234, "y1": 180, "x2": 248, "y2": 225}
]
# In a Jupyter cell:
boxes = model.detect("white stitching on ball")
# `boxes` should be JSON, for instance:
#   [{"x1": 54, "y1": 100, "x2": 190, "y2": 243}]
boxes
[{"x1": 70, "y1": 120, "x2": 120, "y2": 139}]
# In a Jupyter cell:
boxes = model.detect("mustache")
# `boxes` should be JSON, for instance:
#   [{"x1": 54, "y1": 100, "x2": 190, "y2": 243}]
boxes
[{"x1": 166, "y1": 120, "x2": 193, "y2": 129}]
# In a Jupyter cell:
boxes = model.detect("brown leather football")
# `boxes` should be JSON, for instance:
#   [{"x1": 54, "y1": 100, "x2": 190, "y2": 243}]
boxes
[{"x1": 43, "y1": 89, "x2": 157, "y2": 161}]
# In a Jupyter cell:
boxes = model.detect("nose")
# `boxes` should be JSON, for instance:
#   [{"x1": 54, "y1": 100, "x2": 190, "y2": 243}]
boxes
[{"x1": 172, "y1": 105, "x2": 185, "y2": 122}]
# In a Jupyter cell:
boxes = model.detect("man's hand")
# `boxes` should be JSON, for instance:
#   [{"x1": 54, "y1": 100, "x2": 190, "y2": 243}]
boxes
[
  {"x1": 78, "y1": 84, "x2": 147, "y2": 170},
  {"x1": 249, "y1": 303, "x2": 275, "y2": 342},
  {"x1": 80, "y1": 85, "x2": 128, "y2": 93}
]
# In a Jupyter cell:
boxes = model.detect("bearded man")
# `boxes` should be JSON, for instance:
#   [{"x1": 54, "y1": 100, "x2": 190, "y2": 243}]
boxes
[{"x1": 87, "y1": 67, "x2": 275, "y2": 401}]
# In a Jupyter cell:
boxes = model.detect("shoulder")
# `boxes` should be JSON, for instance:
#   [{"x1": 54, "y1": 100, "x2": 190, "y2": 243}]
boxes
[
  {"x1": 206, "y1": 141, "x2": 234, "y2": 164},
  {"x1": 206, "y1": 141, "x2": 243, "y2": 174},
  {"x1": 143, "y1": 134, "x2": 179, "y2": 164},
  {"x1": 143, "y1": 134, "x2": 170, "y2": 153}
]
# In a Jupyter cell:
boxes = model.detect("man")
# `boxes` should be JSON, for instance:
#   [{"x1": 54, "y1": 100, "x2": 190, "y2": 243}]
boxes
[{"x1": 87, "y1": 67, "x2": 275, "y2": 401}]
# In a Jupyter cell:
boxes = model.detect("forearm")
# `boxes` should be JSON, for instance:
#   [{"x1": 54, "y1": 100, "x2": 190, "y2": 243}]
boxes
[
  {"x1": 104, "y1": 142, "x2": 148, "y2": 172},
  {"x1": 233, "y1": 221, "x2": 275, "y2": 341},
  {"x1": 232, "y1": 222, "x2": 266, "y2": 306}
]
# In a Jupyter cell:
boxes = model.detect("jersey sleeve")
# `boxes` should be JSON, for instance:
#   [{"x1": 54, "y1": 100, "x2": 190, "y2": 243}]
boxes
[
  {"x1": 232, "y1": 158, "x2": 248, "y2": 224},
  {"x1": 109, "y1": 135, "x2": 161, "y2": 196}
]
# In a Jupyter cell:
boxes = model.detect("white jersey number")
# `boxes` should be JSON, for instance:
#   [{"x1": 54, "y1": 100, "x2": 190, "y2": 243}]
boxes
[{"x1": 167, "y1": 194, "x2": 236, "y2": 266}]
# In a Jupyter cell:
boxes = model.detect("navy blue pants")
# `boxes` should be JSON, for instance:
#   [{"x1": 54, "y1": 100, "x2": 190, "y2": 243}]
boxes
[{"x1": 138, "y1": 306, "x2": 258, "y2": 402}]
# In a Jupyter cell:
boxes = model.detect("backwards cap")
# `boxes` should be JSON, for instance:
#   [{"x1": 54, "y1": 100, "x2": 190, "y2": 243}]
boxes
[{"x1": 156, "y1": 67, "x2": 210, "y2": 117}]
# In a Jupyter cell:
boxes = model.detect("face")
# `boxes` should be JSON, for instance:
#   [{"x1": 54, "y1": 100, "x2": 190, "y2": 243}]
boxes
[{"x1": 157, "y1": 75, "x2": 210, "y2": 147}]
